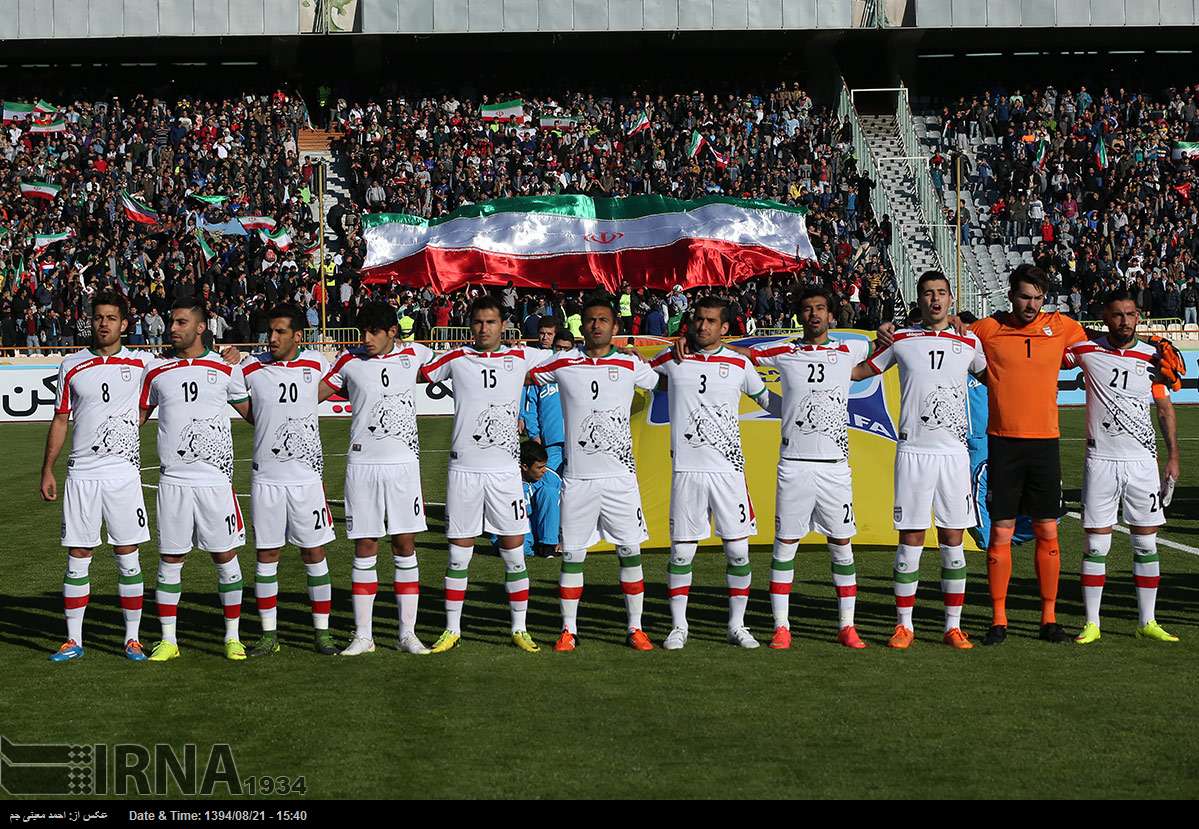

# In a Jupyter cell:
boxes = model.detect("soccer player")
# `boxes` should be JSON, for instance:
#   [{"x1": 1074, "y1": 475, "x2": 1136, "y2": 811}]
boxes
[
  {"x1": 749, "y1": 287, "x2": 871, "y2": 650},
  {"x1": 863, "y1": 272, "x2": 987, "y2": 650},
  {"x1": 320, "y1": 300, "x2": 436, "y2": 656},
  {"x1": 138, "y1": 299, "x2": 252, "y2": 661},
  {"x1": 529, "y1": 297, "x2": 660, "y2": 651},
  {"x1": 650, "y1": 296, "x2": 772, "y2": 650},
  {"x1": 236, "y1": 304, "x2": 338, "y2": 657},
  {"x1": 41, "y1": 291, "x2": 153, "y2": 662},
  {"x1": 964, "y1": 266, "x2": 1087, "y2": 644},
  {"x1": 522, "y1": 319, "x2": 569, "y2": 475},
  {"x1": 421, "y1": 295, "x2": 554, "y2": 654},
  {"x1": 1064, "y1": 290, "x2": 1180, "y2": 644}
]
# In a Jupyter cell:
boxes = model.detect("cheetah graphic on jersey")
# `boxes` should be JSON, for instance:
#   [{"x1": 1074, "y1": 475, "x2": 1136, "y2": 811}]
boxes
[
  {"x1": 367, "y1": 392, "x2": 420, "y2": 458},
  {"x1": 177, "y1": 416, "x2": 234, "y2": 481},
  {"x1": 578, "y1": 408, "x2": 636, "y2": 474},
  {"x1": 1100, "y1": 394, "x2": 1157, "y2": 457},
  {"x1": 794, "y1": 388, "x2": 849, "y2": 459},
  {"x1": 683, "y1": 402, "x2": 745, "y2": 472},
  {"x1": 271, "y1": 414, "x2": 324, "y2": 475},
  {"x1": 91, "y1": 415, "x2": 140, "y2": 470},
  {"x1": 919, "y1": 385, "x2": 968, "y2": 446},
  {"x1": 471, "y1": 402, "x2": 519, "y2": 460}
]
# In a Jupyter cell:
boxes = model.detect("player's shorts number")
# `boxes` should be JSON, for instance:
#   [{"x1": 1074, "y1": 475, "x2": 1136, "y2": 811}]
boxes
[
  {"x1": 223, "y1": 513, "x2": 237, "y2": 534},
  {"x1": 136, "y1": 508, "x2": 146, "y2": 527},
  {"x1": 511, "y1": 499, "x2": 527, "y2": 520},
  {"x1": 738, "y1": 503, "x2": 746, "y2": 522},
  {"x1": 843, "y1": 503, "x2": 855, "y2": 523},
  {"x1": 313, "y1": 506, "x2": 332, "y2": 530},
  {"x1": 1149, "y1": 492, "x2": 1161, "y2": 512},
  {"x1": 413, "y1": 496, "x2": 420, "y2": 516},
  {"x1": 278, "y1": 382, "x2": 298, "y2": 403}
]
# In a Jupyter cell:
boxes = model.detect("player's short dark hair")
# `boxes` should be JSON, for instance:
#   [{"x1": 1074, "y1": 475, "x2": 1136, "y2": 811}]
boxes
[
  {"x1": 468, "y1": 294, "x2": 505, "y2": 319},
  {"x1": 267, "y1": 303, "x2": 306, "y2": 333},
  {"x1": 1103, "y1": 288, "x2": 1137, "y2": 306},
  {"x1": 1009, "y1": 264, "x2": 1049, "y2": 294},
  {"x1": 170, "y1": 297, "x2": 207, "y2": 321},
  {"x1": 796, "y1": 286, "x2": 835, "y2": 311},
  {"x1": 917, "y1": 270, "x2": 953, "y2": 294},
  {"x1": 957, "y1": 310, "x2": 979, "y2": 324},
  {"x1": 520, "y1": 441, "x2": 549, "y2": 466},
  {"x1": 581, "y1": 295, "x2": 617, "y2": 320},
  {"x1": 538, "y1": 315, "x2": 561, "y2": 331},
  {"x1": 693, "y1": 295, "x2": 731, "y2": 323},
  {"x1": 91, "y1": 290, "x2": 129, "y2": 321},
  {"x1": 553, "y1": 330, "x2": 576, "y2": 347},
  {"x1": 357, "y1": 300, "x2": 399, "y2": 332}
]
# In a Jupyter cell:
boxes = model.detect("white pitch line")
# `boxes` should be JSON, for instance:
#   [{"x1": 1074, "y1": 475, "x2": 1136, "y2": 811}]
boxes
[{"x1": 1064, "y1": 511, "x2": 1199, "y2": 556}]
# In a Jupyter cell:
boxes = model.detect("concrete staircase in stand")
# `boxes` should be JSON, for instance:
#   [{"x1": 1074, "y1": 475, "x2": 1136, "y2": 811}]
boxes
[{"x1": 298, "y1": 128, "x2": 353, "y2": 249}]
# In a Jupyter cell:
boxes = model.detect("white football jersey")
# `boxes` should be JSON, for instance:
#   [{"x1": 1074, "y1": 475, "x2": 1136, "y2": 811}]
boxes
[
  {"x1": 324, "y1": 342, "x2": 435, "y2": 466},
  {"x1": 140, "y1": 350, "x2": 249, "y2": 486},
  {"x1": 54, "y1": 347, "x2": 154, "y2": 479},
  {"x1": 650, "y1": 346, "x2": 767, "y2": 473},
  {"x1": 530, "y1": 347, "x2": 659, "y2": 480},
  {"x1": 241, "y1": 349, "x2": 330, "y2": 485},
  {"x1": 751, "y1": 338, "x2": 871, "y2": 462},
  {"x1": 865, "y1": 327, "x2": 986, "y2": 456},
  {"x1": 1065, "y1": 337, "x2": 1162, "y2": 461},
  {"x1": 422, "y1": 344, "x2": 553, "y2": 472}
]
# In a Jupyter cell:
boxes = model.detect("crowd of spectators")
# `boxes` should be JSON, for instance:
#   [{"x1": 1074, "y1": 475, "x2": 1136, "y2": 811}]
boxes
[
  {"x1": 933, "y1": 84, "x2": 1199, "y2": 323},
  {"x1": 0, "y1": 80, "x2": 897, "y2": 353}
]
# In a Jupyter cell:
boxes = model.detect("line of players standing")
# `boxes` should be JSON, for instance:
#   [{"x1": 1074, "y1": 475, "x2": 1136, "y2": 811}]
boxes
[{"x1": 40, "y1": 265, "x2": 1182, "y2": 662}]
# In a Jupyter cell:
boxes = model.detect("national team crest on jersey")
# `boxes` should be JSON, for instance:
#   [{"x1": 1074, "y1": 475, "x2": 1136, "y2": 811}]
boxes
[
  {"x1": 608, "y1": 367, "x2": 619, "y2": 382},
  {"x1": 120, "y1": 366, "x2": 132, "y2": 382},
  {"x1": 270, "y1": 413, "x2": 324, "y2": 474},
  {"x1": 503, "y1": 356, "x2": 514, "y2": 372},
  {"x1": 951, "y1": 341, "x2": 963, "y2": 354},
  {"x1": 400, "y1": 356, "x2": 411, "y2": 369},
  {"x1": 719, "y1": 362, "x2": 729, "y2": 378},
  {"x1": 1043, "y1": 326, "x2": 1053, "y2": 336},
  {"x1": 303, "y1": 368, "x2": 313, "y2": 383},
  {"x1": 207, "y1": 369, "x2": 218, "y2": 384}
]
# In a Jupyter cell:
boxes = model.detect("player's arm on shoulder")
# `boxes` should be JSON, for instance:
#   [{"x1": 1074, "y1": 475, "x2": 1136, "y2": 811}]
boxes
[
  {"x1": 39, "y1": 411, "x2": 70, "y2": 501},
  {"x1": 875, "y1": 321, "x2": 896, "y2": 348},
  {"x1": 220, "y1": 345, "x2": 243, "y2": 365},
  {"x1": 1154, "y1": 386, "x2": 1180, "y2": 491}
]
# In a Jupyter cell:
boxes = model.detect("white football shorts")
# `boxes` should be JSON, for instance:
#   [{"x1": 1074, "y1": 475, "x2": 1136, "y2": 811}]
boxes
[
  {"x1": 891, "y1": 451, "x2": 975, "y2": 530},
  {"x1": 61, "y1": 475, "x2": 151, "y2": 548},
  {"x1": 1082, "y1": 456, "x2": 1166, "y2": 529},
  {"x1": 344, "y1": 462, "x2": 427, "y2": 539},
  {"x1": 250, "y1": 480, "x2": 336, "y2": 549},
  {"x1": 669, "y1": 471, "x2": 757, "y2": 542},
  {"x1": 559, "y1": 474, "x2": 649, "y2": 549},
  {"x1": 157, "y1": 482, "x2": 246, "y2": 555},
  {"x1": 445, "y1": 468, "x2": 529, "y2": 539},
  {"x1": 775, "y1": 458, "x2": 856, "y2": 540}
]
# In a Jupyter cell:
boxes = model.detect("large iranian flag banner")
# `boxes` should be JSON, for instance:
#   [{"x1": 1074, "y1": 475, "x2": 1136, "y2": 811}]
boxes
[{"x1": 361, "y1": 195, "x2": 815, "y2": 293}]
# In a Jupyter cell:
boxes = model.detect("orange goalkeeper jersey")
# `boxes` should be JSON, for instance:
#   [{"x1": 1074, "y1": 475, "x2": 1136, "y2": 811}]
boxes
[{"x1": 971, "y1": 311, "x2": 1086, "y2": 439}]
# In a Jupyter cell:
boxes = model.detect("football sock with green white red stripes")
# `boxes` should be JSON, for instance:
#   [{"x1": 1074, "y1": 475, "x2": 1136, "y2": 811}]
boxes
[
  {"x1": 559, "y1": 550, "x2": 586, "y2": 634},
  {"x1": 940, "y1": 544, "x2": 967, "y2": 632},
  {"x1": 63, "y1": 555, "x2": 92, "y2": 644},
  {"x1": 114, "y1": 550, "x2": 143, "y2": 642},
  {"x1": 1131, "y1": 532, "x2": 1160, "y2": 626},
  {"x1": 668, "y1": 542, "x2": 697, "y2": 629},
  {"x1": 725, "y1": 539, "x2": 751, "y2": 629},
  {"x1": 216, "y1": 558, "x2": 243, "y2": 643},
  {"x1": 893, "y1": 544, "x2": 922, "y2": 631},
  {"x1": 828, "y1": 542, "x2": 857, "y2": 628},
  {"x1": 255, "y1": 561, "x2": 279, "y2": 633},
  {"x1": 351, "y1": 555, "x2": 378, "y2": 640},
  {"x1": 499, "y1": 545, "x2": 530, "y2": 632},
  {"x1": 305, "y1": 560, "x2": 332, "y2": 631},
  {"x1": 444, "y1": 544, "x2": 473, "y2": 634},
  {"x1": 156, "y1": 560, "x2": 183, "y2": 644},
  {"x1": 769, "y1": 540, "x2": 799, "y2": 629},
  {"x1": 1081, "y1": 532, "x2": 1111, "y2": 626},
  {"x1": 617, "y1": 545, "x2": 645, "y2": 631},
  {"x1": 393, "y1": 554, "x2": 420, "y2": 639}
]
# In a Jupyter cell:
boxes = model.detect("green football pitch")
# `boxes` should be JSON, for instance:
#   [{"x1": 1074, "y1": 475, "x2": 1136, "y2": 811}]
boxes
[{"x1": 1, "y1": 409, "x2": 1197, "y2": 800}]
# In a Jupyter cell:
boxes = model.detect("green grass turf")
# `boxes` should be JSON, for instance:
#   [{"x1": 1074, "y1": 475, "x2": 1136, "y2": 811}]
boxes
[{"x1": 1, "y1": 409, "x2": 1197, "y2": 799}]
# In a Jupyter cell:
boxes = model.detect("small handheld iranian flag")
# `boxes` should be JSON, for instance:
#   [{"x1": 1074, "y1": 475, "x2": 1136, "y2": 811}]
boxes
[
  {"x1": 238, "y1": 215, "x2": 277, "y2": 232},
  {"x1": 480, "y1": 100, "x2": 525, "y2": 123},
  {"x1": 259, "y1": 227, "x2": 292, "y2": 251},
  {"x1": 30, "y1": 116, "x2": 66, "y2": 134},
  {"x1": 540, "y1": 116, "x2": 579, "y2": 131},
  {"x1": 33, "y1": 229, "x2": 74, "y2": 250},
  {"x1": 3, "y1": 101, "x2": 33, "y2": 121},
  {"x1": 196, "y1": 231, "x2": 216, "y2": 265},
  {"x1": 709, "y1": 145, "x2": 730, "y2": 165},
  {"x1": 190, "y1": 193, "x2": 229, "y2": 205},
  {"x1": 1094, "y1": 136, "x2": 1108, "y2": 169},
  {"x1": 687, "y1": 130, "x2": 706, "y2": 159},
  {"x1": 34, "y1": 100, "x2": 57, "y2": 114},
  {"x1": 1034, "y1": 139, "x2": 1049, "y2": 170},
  {"x1": 1172, "y1": 141, "x2": 1199, "y2": 160},
  {"x1": 121, "y1": 190, "x2": 159, "y2": 225},
  {"x1": 20, "y1": 181, "x2": 61, "y2": 200},
  {"x1": 627, "y1": 110, "x2": 651, "y2": 137}
]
